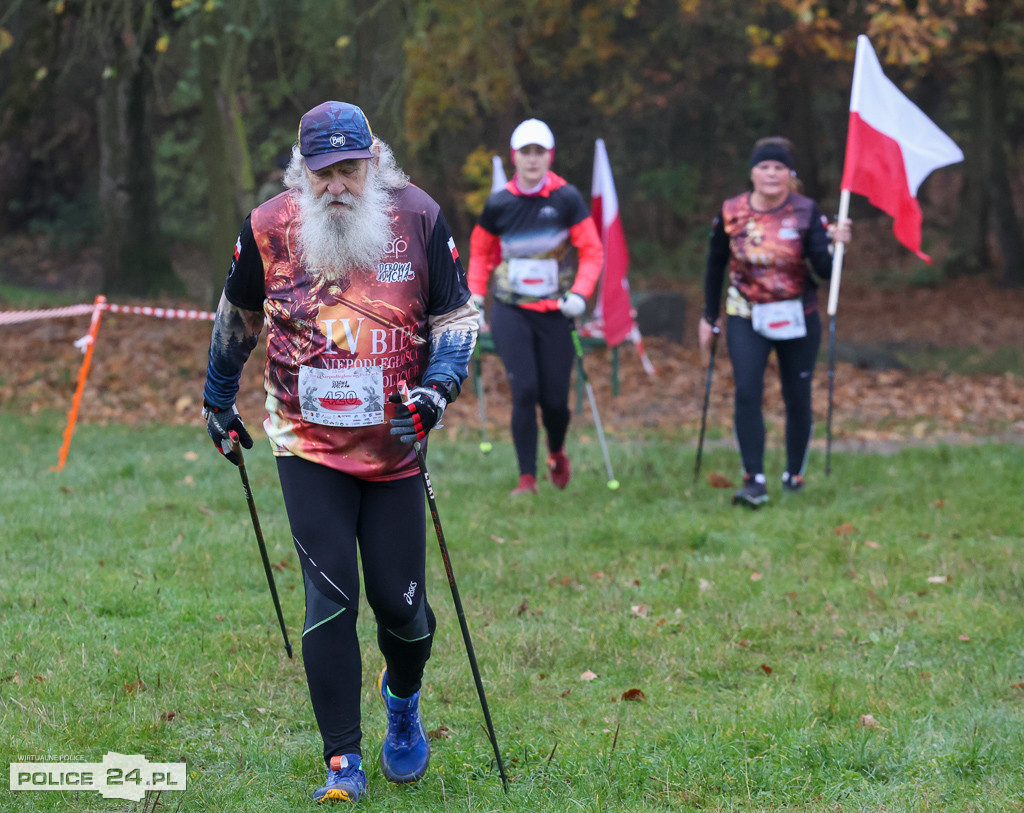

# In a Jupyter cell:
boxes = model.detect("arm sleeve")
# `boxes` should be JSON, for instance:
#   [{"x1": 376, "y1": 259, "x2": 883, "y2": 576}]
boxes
[
  {"x1": 467, "y1": 222, "x2": 501, "y2": 298},
  {"x1": 423, "y1": 213, "x2": 477, "y2": 401},
  {"x1": 803, "y1": 203, "x2": 834, "y2": 280},
  {"x1": 568, "y1": 215, "x2": 604, "y2": 299},
  {"x1": 202, "y1": 291, "x2": 264, "y2": 409},
  {"x1": 703, "y1": 211, "x2": 729, "y2": 322}
]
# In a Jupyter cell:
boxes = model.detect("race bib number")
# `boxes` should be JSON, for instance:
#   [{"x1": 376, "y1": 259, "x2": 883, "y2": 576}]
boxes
[
  {"x1": 751, "y1": 298, "x2": 806, "y2": 340},
  {"x1": 508, "y1": 258, "x2": 559, "y2": 298},
  {"x1": 298, "y1": 365, "x2": 385, "y2": 427}
]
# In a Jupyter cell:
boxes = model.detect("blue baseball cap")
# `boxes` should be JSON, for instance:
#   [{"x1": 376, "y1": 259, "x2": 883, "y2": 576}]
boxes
[{"x1": 298, "y1": 101, "x2": 375, "y2": 171}]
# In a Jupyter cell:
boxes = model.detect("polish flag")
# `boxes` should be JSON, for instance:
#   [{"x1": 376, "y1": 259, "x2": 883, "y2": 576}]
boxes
[
  {"x1": 841, "y1": 34, "x2": 963, "y2": 263},
  {"x1": 591, "y1": 138, "x2": 634, "y2": 347},
  {"x1": 491, "y1": 155, "x2": 508, "y2": 193}
]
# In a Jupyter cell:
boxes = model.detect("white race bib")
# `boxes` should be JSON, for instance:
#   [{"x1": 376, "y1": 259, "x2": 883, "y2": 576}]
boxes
[
  {"x1": 508, "y1": 258, "x2": 559, "y2": 298},
  {"x1": 751, "y1": 299, "x2": 806, "y2": 340},
  {"x1": 298, "y1": 365, "x2": 385, "y2": 427}
]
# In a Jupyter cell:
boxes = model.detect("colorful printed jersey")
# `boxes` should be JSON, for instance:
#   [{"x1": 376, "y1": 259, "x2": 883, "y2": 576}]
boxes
[
  {"x1": 467, "y1": 172, "x2": 603, "y2": 311},
  {"x1": 703, "y1": 191, "x2": 833, "y2": 322},
  {"x1": 204, "y1": 185, "x2": 475, "y2": 481}
]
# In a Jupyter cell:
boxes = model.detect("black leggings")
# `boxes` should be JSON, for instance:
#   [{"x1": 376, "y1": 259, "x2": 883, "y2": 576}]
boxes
[
  {"x1": 277, "y1": 456, "x2": 435, "y2": 765},
  {"x1": 490, "y1": 300, "x2": 575, "y2": 477},
  {"x1": 726, "y1": 311, "x2": 822, "y2": 478}
]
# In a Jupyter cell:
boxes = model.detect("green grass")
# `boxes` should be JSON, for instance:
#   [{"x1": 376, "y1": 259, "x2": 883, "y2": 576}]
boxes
[{"x1": 1, "y1": 414, "x2": 1023, "y2": 811}]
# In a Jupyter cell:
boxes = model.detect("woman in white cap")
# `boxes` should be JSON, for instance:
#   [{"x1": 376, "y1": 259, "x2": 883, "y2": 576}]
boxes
[{"x1": 468, "y1": 119, "x2": 604, "y2": 496}]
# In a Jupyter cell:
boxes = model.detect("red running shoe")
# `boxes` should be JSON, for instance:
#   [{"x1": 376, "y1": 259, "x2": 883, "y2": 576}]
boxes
[
  {"x1": 509, "y1": 473, "x2": 538, "y2": 497},
  {"x1": 547, "y1": 450, "x2": 571, "y2": 489}
]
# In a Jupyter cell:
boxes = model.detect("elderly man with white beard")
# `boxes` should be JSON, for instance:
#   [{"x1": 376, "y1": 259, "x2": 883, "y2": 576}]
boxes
[{"x1": 201, "y1": 101, "x2": 478, "y2": 804}]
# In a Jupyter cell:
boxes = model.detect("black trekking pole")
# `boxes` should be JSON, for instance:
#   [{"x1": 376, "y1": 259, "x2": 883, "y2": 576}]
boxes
[
  {"x1": 570, "y1": 326, "x2": 619, "y2": 490},
  {"x1": 413, "y1": 441, "x2": 509, "y2": 791},
  {"x1": 694, "y1": 323, "x2": 720, "y2": 483},
  {"x1": 236, "y1": 447, "x2": 293, "y2": 659},
  {"x1": 399, "y1": 387, "x2": 508, "y2": 792}
]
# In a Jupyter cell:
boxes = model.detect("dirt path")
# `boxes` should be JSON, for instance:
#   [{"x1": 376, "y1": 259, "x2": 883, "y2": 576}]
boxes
[{"x1": 2, "y1": 279, "x2": 1022, "y2": 451}]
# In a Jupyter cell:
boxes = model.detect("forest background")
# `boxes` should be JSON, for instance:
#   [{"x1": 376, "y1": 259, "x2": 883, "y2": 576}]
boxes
[{"x1": 1, "y1": 0, "x2": 1023, "y2": 305}]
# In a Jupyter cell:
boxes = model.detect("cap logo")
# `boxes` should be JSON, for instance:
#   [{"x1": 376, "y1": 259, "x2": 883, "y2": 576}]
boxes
[{"x1": 329, "y1": 133, "x2": 346, "y2": 148}]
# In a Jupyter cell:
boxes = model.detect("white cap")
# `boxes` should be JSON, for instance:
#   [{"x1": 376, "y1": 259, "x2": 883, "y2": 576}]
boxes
[{"x1": 510, "y1": 119, "x2": 554, "y2": 151}]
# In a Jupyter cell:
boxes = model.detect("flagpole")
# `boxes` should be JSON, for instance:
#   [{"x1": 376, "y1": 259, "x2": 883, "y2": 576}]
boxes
[{"x1": 825, "y1": 188, "x2": 850, "y2": 476}]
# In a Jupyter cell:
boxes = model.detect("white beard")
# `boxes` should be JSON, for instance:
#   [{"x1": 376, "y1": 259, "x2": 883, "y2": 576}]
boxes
[{"x1": 295, "y1": 171, "x2": 395, "y2": 283}]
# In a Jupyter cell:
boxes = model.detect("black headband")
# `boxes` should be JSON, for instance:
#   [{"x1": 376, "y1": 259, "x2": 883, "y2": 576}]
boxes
[{"x1": 749, "y1": 143, "x2": 794, "y2": 169}]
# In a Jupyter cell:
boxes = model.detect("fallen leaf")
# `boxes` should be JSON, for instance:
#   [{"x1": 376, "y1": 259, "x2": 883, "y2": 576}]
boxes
[
  {"x1": 834, "y1": 522, "x2": 856, "y2": 536},
  {"x1": 630, "y1": 604, "x2": 649, "y2": 618},
  {"x1": 183, "y1": 451, "x2": 199, "y2": 461},
  {"x1": 580, "y1": 670, "x2": 598, "y2": 681},
  {"x1": 1011, "y1": 682, "x2": 1024, "y2": 690},
  {"x1": 161, "y1": 711, "x2": 177, "y2": 721},
  {"x1": 750, "y1": 571, "x2": 763, "y2": 581},
  {"x1": 760, "y1": 663, "x2": 772, "y2": 675},
  {"x1": 707, "y1": 471, "x2": 734, "y2": 489},
  {"x1": 490, "y1": 534, "x2": 505, "y2": 544},
  {"x1": 958, "y1": 634, "x2": 971, "y2": 642},
  {"x1": 124, "y1": 679, "x2": 145, "y2": 695},
  {"x1": 736, "y1": 639, "x2": 751, "y2": 648},
  {"x1": 621, "y1": 688, "x2": 646, "y2": 702},
  {"x1": 859, "y1": 713, "x2": 880, "y2": 729},
  {"x1": 428, "y1": 726, "x2": 452, "y2": 740},
  {"x1": 863, "y1": 540, "x2": 880, "y2": 549}
]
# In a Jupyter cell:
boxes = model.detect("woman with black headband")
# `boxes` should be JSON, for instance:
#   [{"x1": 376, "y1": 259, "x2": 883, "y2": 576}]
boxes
[{"x1": 700, "y1": 136, "x2": 851, "y2": 507}]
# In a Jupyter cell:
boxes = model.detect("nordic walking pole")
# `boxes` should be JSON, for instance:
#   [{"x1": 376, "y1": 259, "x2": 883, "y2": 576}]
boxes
[
  {"x1": 398, "y1": 385, "x2": 509, "y2": 792},
  {"x1": 570, "y1": 326, "x2": 619, "y2": 490},
  {"x1": 825, "y1": 189, "x2": 851, "y2": 477},
  {"x1": 694, "y1": 323, "x2": 720, "y2": 483},
  {"x1": 473, "y1": 352, "x2": 492, "y2": 454},
  {"x1": 236, "y1": 446, "x2": 293, "y2": 659}
]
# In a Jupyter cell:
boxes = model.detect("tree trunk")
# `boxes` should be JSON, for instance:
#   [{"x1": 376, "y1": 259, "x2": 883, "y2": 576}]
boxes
[
  {"x1": 982, "y1": 51, "x2": 1024, "y2": 287},
  {"x1": 944, "y1": 50, "x2": 1024, "y2": 285},
  {"x1": 97, "y1": 43, "x2": 178, "y2": 297},
  {"x1": 199, "y1": 10, "x2": 244, "y2": 308}
]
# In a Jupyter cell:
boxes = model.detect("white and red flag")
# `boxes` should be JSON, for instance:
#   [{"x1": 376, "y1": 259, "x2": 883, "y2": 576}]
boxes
[
  {"x1": 841, "y1": 34, "x2": 963, "y2": 263},
  {"x1": 589, "y1": 139, "x2": 655, "y2": 373},
  {"x1": 590, "y1": 138, "x2": 633, "y2": 347},
  {"x1": 491, "y1": 155, "x2": 508, "y2": 193}
]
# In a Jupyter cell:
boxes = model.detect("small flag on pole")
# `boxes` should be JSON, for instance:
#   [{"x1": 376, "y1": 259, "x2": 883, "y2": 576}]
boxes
[
  {"x1": 841, "y1": 34, "x2": 964, "y2": 263},
  {"x1": 491, "y1": 155, "x2": 508, "y2": 194},
  {"x1": 591, "y1": 138, "x2": 633, "y2": 347},
  {"x1": 589, "y1": 140, "x2": 655, "y2": 374}
]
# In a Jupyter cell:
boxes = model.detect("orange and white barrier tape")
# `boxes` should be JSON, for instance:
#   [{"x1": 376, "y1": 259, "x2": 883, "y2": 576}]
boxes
[
  {"x1": 0, "y1": 301, "x2": 215, "y2": 328},
  {"x1": 0, "y1": 295, "x2": 219, "y2": 471}
]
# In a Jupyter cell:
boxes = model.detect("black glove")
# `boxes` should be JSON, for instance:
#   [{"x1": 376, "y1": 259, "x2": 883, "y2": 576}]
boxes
[
  {"x1": 388, "y1": 384, "x2": 448, "y2": 444},
  {"x1": 203, "y1": 401, "x2": 253, "y2": 465}
]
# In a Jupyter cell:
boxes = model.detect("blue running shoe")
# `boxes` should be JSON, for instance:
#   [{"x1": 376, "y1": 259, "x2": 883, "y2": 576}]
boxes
[
  {"x1": 313, "y1": 754, "x2": 366, "y2": 804},
  {"x1": 378, "y1": 667, "x2": 430, "y2": 783}
]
